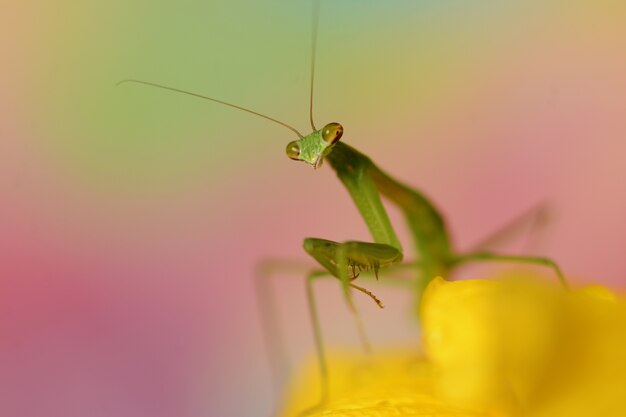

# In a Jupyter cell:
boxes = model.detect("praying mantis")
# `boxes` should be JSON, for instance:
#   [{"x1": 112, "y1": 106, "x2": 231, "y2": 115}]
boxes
[{"x1": 118, "y1": 2, "x2": 569, "y2": 414}]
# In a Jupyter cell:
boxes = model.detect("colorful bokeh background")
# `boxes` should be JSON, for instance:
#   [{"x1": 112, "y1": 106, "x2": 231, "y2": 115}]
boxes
[{"x1": 2, "y1": 1, "x2": 625, "y2": 416}]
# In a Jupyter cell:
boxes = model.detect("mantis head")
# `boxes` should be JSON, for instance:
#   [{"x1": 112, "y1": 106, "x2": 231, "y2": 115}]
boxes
[{"x1": 286, "y1": 122, "x2": 343, "y2": 169}]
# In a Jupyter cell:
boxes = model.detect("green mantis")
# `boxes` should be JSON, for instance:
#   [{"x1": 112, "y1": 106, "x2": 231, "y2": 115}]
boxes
[{"x1": 118, "y1": 2, "x2": 569, "y2": 414}]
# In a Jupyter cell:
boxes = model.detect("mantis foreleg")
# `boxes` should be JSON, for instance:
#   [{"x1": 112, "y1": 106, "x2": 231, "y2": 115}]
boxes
[{"x1": 303, "y1": 238, "x2": 400, "y2": 310}]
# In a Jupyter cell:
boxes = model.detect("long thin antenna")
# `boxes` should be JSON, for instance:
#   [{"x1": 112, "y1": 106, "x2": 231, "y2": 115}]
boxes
[
  {"x1": 309, "y1": 0, "x2": 321, "y2": 131},
  {"x1": 117, "y1": 79, "x2": 304, "y2": 138}
]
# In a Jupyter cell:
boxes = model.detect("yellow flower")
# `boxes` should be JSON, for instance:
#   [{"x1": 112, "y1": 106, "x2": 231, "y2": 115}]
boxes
[
  {"x1": 279, "y1": 275, "x2": 626, "y2": 417},
  {"x1": 279, "y1": 347, "x2": 489, "y2": 416},
  {"x1": 423, "y1": 276, "x2": 626, "y2": 416}
]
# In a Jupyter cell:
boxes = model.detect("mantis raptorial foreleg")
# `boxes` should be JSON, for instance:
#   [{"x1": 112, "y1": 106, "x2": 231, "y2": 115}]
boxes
[{"x1": 303, "y1": 238, "x2": 400, "y2": 309}]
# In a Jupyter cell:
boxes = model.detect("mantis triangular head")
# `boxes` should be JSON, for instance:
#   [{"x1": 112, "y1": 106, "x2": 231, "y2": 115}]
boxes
[{"x1": 286, "y1": 122, "x2": 343, "y2": 169}]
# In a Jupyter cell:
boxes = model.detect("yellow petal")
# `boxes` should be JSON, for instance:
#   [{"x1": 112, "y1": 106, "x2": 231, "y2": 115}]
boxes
[
  {"x1": 421, "y1": 275, "x2": 626, "y2": 416},
  {"x1": 278, "y1": 274, "x2": 626, "y2": 417},
  {"x1": 278, "y1": 348, "x2": 495, "y2": 417}
]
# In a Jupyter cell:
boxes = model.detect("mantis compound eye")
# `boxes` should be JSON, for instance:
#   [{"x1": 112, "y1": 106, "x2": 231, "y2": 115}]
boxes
[
  {"x1": 286, "y1": 141, "x2": 301, "y2": 160},
  {"x1": 321, "y1": 122, "x2": 343, "y2": 144}
]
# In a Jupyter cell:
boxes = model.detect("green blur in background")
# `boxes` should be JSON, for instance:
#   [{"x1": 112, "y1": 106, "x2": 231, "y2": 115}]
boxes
[{"x1": 25, "y1": 0, "x2": 491, "y2": 194}]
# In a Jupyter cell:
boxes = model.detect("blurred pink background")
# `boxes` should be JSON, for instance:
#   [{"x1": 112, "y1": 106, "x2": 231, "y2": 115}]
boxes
[{"x1": 2, "y1": 1, "x2": 625, "y2": 416}]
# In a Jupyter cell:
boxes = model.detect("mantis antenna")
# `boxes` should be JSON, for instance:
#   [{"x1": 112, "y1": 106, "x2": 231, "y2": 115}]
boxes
[
  {"x1": 116, "y1": 79, "x2": 305, "y2": 138},
  {"x1": 309, "y1": 0, "x2": 321, "y2": 131}
]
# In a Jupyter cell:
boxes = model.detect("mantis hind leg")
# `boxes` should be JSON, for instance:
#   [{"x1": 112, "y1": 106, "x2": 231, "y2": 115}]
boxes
[
  {"x1": 451, "y1": 251, "x2": 569, "y2": 289},
  {"x1": 468, "y1": 203, "x2": 553, "y2": 253}
]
